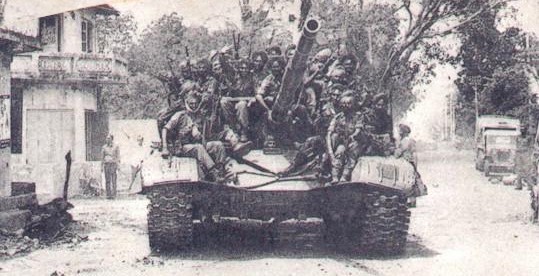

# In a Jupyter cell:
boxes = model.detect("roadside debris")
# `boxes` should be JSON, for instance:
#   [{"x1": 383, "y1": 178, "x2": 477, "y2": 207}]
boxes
[{"x1": 0, "y1": 195, "x2": 80, "y2": 259}]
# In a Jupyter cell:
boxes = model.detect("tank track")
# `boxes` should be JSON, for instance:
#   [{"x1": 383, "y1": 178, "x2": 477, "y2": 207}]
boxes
[
  {"x1": 359, "y1": 191, "x2": 410, "y2": 255},
  {"x1": 147, "y1": 189, "x2": 193, "y2": 252}
]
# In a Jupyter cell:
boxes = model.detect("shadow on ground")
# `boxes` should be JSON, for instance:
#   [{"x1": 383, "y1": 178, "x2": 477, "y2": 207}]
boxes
[{"x1": 152, "y1": 222, "x2": 439, "y2": 261}]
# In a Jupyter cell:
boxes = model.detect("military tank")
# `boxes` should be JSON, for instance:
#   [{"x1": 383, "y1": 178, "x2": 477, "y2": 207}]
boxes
[{"x1": 141, "y1": 19, "x2": 421, "y2": 256}]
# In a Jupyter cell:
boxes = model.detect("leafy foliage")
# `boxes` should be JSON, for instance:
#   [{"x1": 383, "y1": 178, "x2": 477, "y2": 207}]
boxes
[
  {"x1": 100, "y1": 73, "x2": 167, "y2": 119},
  {"x1": 453, "y1": 3, "x2": 532, "y2": 137},
  {"x1": 95, "y1": 13, "x2": 137, "y2": 55}
]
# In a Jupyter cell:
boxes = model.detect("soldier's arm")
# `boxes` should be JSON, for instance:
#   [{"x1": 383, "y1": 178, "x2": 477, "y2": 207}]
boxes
[
  {"x1": 114, "y1": 146, "x2": 120, "y2": 164},
  {"x1": 162, "y1": 112, "x2": 186, "y2": 155},
  {"x1": 256, "y1": 76, "x2": 272, "y2": 112},
  {"x1": 326, "y1": 114, "x2": 341, "y2": 160}
]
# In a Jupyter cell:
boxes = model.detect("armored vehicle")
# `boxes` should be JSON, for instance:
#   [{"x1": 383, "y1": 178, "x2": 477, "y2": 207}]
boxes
[
  {"x1": 141, "y1": 19, "x2": 423, "y2": 256},
  {"x1": 474, "y1": 115, "x2": 520, "y2": 177}
]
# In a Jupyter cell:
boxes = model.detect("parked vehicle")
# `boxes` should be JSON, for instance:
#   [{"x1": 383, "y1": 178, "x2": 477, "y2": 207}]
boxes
[{"x1": 475, "y1": 115, "x2": 520, "y2": 177}]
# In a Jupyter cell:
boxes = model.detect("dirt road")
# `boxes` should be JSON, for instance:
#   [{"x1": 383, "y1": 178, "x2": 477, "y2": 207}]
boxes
[{"x1": 2, "y1": 147, "x2": 539, "y2": 276}]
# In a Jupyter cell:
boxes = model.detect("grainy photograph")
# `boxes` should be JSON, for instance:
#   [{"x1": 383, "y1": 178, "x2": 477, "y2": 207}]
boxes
[{"x1": 0, "y1": 0, "x2": 538, "y2": 275}]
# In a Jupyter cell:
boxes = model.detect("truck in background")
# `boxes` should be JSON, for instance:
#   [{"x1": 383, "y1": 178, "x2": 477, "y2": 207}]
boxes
[{"x1": 474, "y1": 115, "x2": 521, "y2": 178}]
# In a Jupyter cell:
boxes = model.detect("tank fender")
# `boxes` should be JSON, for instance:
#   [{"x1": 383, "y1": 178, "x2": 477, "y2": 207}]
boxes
[{"x1": 350, "y1": 156, "x2": 418, "y2": 194}]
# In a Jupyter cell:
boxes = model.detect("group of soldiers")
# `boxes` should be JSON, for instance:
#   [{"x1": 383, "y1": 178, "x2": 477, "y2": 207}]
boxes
[{"x1": 157, "y1": 44, "x2": 401, "y2": 184}]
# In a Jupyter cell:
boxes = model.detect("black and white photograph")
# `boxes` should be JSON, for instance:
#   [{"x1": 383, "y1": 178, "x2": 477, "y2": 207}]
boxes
[{"x1": 0, "y1": 0, "x2": 538, "y2": 275}]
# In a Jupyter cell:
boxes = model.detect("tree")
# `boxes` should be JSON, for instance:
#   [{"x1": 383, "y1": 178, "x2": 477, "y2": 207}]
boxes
[
  {"x1": 239, "y1": 0, "x2": 293, "y2": 56},
  {"x1": 310, "y1": 0, "x2": 512, "y2": 122},
  {"x1": 453, "y1": 3, "x2": 531, "y2": 137},
  {"x1": 95, "y1": 13, "x2": 138, "y2": 55}
]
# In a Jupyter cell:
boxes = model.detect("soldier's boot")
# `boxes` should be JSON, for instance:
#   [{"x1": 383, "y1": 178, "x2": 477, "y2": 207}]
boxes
[
  {"x1": 515, "y1": 177, "x2": 523, "y2": 190},
  {"x1": 221, "y1": 127, "x2": 254, "y2": 157},
  {"x1": 329, "y1": 166, "x2": 342, "y2": 185},
  {"x1": 340, "y1": 167, "x2": 353, "y2": 182},
  {"x1": 280, "y1": 152, "x2": 309, "y2": 177},
  {"x1": 239, "y1": 128, "x2": 249, "y2": 143},
  {"x1": 208, "y1": 164, "x2": 228, "y2": 184}
]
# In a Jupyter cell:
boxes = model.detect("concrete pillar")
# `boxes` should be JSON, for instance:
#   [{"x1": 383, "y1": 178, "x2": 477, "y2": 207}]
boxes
[{"x1": 0, "y1": 50, "x2": 13, "y2": 196}]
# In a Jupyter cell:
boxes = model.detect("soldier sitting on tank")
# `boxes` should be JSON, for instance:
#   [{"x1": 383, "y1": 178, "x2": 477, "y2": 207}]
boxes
[
  {"x1": 251, "y1": 51, "x2": 269, "y2": 86},
  {"x1": 364, "y1": 94, "x2": 393, "y2": 156},
  {"x1": 280, "y1": 81, "x2": 345, "y2": 176},
  {"x1": 280, "y1": 103, "x2": 333, "y2": 177},
  {"x1": 320, "y1": 83, "x2": 346, "y2": 114},
  {"x1": 337, "y1": 53, "x2": 358, "y2": 86},
  {"x1": 193, "y1": 58, "x2": 218, "y2": 113},
  {"x1": 286, "y1": 83, "x2": 321, "y2": 143},
  {"x1": 157, "y1": 82, "x2": 200, "y2": 149},
  {"x1": 161, "y1": 91, "x2": 228, "y2": 183},
  {"x1": 327, "y1": 91, "x2": 370, "y2": 184},
  {"x1": 220, "y1": 59, "x2": 255, "y2": 143},
  {"x1": 253, "y1": 56, "x2": 286, "y2": 148}
]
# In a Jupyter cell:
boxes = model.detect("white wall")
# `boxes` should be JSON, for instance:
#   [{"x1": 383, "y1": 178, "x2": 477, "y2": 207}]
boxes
[
  {"x1": 12, "y1": 84, "x2": 97, "y2": 165},
  {"x1": 61, "y1": 10, "x2": 98, "y2": 54}
]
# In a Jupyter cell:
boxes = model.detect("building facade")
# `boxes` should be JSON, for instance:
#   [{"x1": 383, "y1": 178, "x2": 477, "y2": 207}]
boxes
[
  {"x1": 0, "y1": 0, "x2": 41, "y2": 196},
  {"x1": 7, "y1": 5, "x2": 127, "y2": 200}
]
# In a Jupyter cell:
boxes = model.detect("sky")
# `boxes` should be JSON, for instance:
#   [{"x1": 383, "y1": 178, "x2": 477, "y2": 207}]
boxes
[
  {"x1": 106, "y1": 0, "x2": 539, "y2": 35},
  {"x1": 111, "y1": 0, "x2": 242, "y2": 31}
]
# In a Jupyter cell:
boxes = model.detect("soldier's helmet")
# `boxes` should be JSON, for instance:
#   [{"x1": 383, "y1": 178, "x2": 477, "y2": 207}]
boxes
[
  {"x1": 328, "y1": 83, "x2": 346, "y2": 100},
  {"x1": 328, "y1": 67, "x2": 348, "y2": 84},
  {"x1": 266, "y1": 45, "x2": 282, "y2": 56},
  {"x1": 338, "y1": 90, "x2": 356, "y2": 110},
  {"x1": 398, "y1": 124, "x2": 411, "y2": 135},
  {"x1": 313, "y1": 48, "x2": 332, "y2": 63}
]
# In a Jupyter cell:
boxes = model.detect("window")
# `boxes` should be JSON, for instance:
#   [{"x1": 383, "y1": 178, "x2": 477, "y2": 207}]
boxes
[
  {"x1": 39, "y1": 15, "x2": 61, "y2": 51},
  {"x1": 81, "y1": 20, "x2": 94, "y2": 53}
]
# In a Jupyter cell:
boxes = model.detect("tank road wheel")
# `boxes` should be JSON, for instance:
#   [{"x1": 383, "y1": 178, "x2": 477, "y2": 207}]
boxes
[
  {"x1": 359, "y1": 192, "x2": 410, "y2": 256},
  {"x1": 147, "y1": 189, "x2": 193, "y2": 253}
]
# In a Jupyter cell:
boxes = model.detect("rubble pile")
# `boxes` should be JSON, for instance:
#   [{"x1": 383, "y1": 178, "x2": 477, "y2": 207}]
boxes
[{"x1": 0, "y1": 183, "x2": 80, "y2": 258}]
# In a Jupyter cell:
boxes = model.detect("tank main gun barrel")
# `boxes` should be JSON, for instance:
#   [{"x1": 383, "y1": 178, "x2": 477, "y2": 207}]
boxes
[{"x1": 271, "y1": 19, "x2": 320, "y2": 123}]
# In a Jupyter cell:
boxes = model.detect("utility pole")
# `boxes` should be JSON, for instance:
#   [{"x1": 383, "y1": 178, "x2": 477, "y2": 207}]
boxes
[{"x1": 469, "y1": 76, "x2": 482, "y2": 123}]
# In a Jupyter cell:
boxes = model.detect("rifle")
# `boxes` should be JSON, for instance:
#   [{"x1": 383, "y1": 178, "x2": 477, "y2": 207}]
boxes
[
  {"x1": 232, "y1": 31, "x2": 241, "y2": 60},
  {"x1": 185, "y1": 46, "x2": 192, "y2": 73}
]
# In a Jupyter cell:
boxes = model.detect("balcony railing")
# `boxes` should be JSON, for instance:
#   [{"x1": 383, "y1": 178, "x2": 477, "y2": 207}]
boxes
[{"x1": 11, "y1": 52, "x2": 128, "y2": 83}]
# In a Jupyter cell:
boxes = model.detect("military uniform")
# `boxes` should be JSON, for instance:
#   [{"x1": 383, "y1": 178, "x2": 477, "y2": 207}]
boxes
[
  {"x1": 220, "y1": 71, "x2": 255, "y2": 140},
  {"x1": 164, "y1": 110, "x2": 226, "y2": 173},
  {"x1": 328, "y1": 112, "x2": 369, "y2": 182},
  {"x1": 253, "y1": 73, "x2": 282, "y2": 141}
]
